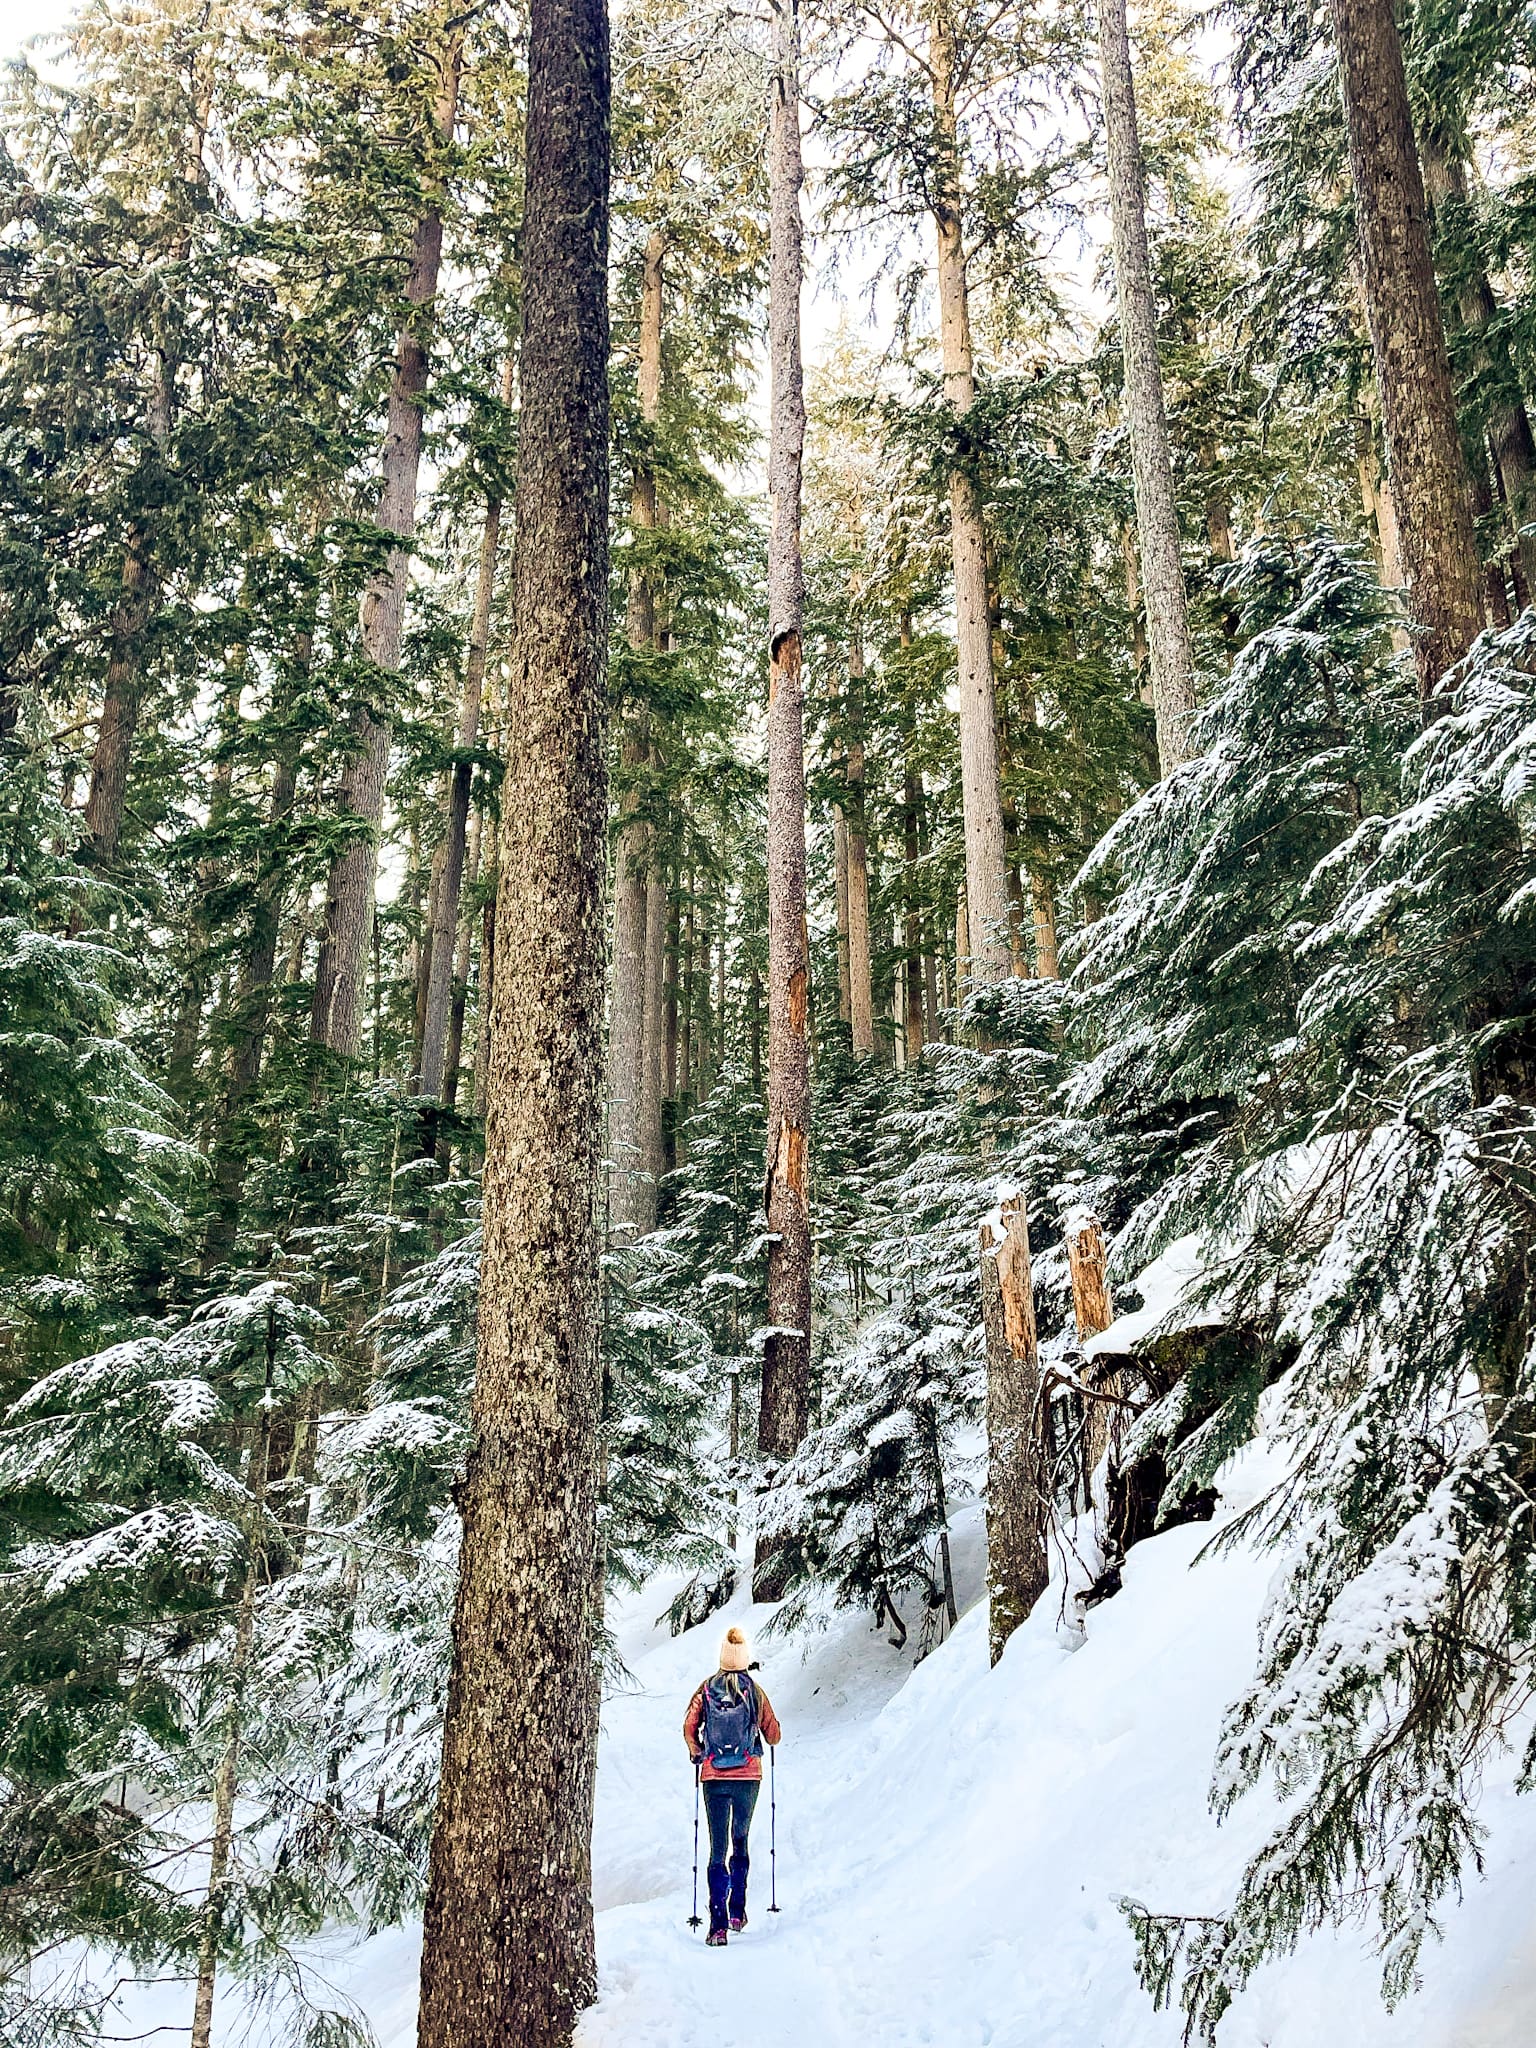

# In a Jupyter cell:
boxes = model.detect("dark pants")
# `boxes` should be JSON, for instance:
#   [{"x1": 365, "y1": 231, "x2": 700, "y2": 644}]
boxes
[{"x1": 703, "y1": 1777, "x2": 759, "y2": 1932}]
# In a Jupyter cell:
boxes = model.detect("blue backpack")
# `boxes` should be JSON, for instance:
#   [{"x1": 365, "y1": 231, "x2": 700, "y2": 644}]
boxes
[{"x1": 700, "y1": 1673, "x2": 761, "y2": 1771}]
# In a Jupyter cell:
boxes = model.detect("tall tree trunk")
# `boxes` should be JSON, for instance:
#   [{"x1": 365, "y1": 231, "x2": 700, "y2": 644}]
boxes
[
  {"x1": 190, "y1": 1321, "x2": 275, "y2": 2048},
  {"x1": 442, "y1": 808, "x2": 482, "y2": 1111},
  {"x1": 846, "y1": 628, "x2": 875, "y2": 1056},
  {"x1": 903, "y1": 760, "x2": 925, "y2": 1064},
  {"x1": 1097, "y1": 0, "x2": 1199, "y2": 772},
  {"x1": 205, "y1": 745, "x2": 302, "y2": 1263},
  {"x1": 81, "y1": 75, "x2": 211, "y2": 875},
  {"x1": 608, "y1": 230, "x2": 665, "y2": 1238},
  {"x1": 755, "y1": 0, "x2": 813, "y2": 1604},
  {"x1": 311, "y1": 45, "x2": 462, "y2": 1060},
  {"x1": 1419, "y1": 128, "x2": 1536, "y2": 602},
  {"x1": 639, "y1": 860, "x2": 668, "y2": 1197},
  {"x1": 979, "y1": 1194, "x2": 1049, "y2": 1664},
  {"x1": 928, "y1": 0, "x2": 1012, "y2": 984},
  {"x1": 414, "y1": 0, "x2": 610, "y2": 2028},
  {"x1": 834, "y1": 808, "x2": 852, "y2": 1026},
  {"x1": 1329, "y1": 0, "x2": 1482, "y2": 710},
  {"x1": 421, "y1": 361, "x2": 512, "y2": 1105}
]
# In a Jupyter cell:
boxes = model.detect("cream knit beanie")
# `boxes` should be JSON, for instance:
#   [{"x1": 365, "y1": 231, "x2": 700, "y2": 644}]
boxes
[{"x1": 718, "y1": 1625, "x2": 750, "y2": 1673}]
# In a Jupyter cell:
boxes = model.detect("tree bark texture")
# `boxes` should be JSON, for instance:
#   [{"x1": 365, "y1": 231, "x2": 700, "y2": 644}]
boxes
[
  {"x1": 755, "y1": 0, "x2": 813, "y2": 1603},
  {"x1": 928, "y1": 0, "x2": 1012, "y2": 985},
  {"x1": 980, "y1": 1194, "x2": 1049, "y2": 1664},
  {"x1": 834, "y1": 807, "x2": 853, "y2": 1025},
  {"x1": 311, "y1": 45, "x2": 461, "y2": 1059},
  {"x1": 1097, "y1": 0, "x2": 1199, "y2": 773},
  {"x1": 1329, "y1": 0, "x2": 1482, "y2": 708},
  {"x1": 608, "y1": 230, "x2": 665, "y2": 1238},
  {"x1": 413, "y1": 0, "x2": 609, "y2": 2031}
]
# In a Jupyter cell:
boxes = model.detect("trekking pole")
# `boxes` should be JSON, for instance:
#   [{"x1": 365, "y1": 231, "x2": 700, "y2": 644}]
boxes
[
  {"x1": 688, "y1": 1762, "x2": 703, "y2": 1930},
  {"x1": 768, "y1": 1744, "x2": 780, "y2": 1913}
]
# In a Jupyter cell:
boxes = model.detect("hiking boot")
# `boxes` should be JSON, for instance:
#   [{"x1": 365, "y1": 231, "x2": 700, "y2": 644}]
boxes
[
  {"x1": 729, "y1": 1913, "x2": 747, "y2": 1932},
  {"x1": 706, "y1": 1928, "x2": 728, "y2": 1947}
]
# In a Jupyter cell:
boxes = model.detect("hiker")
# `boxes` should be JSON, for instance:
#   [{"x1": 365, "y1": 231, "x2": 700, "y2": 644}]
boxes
[{"x1": 683, "y1": 1625, "x2": 782, "y2": 1945}]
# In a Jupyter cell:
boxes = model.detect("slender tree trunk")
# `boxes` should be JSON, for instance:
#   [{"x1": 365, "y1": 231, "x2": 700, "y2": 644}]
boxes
[
  {"x1": 81, "y1": 77, "x2": 212, "y2": 875},
  {"x1": 755, "y1": 0, "x2": 813, "y2": 1603},
  {"x1": 608, "y1": 231, "x2": 665, "y2": 1237},
  {"x1": 903, "y1": 761, "x2": 925, "y2": 1063},
  {"x1": 442, "y1": 808, "x2": 482, "y2": 1111},
  {"x1": 472, "y1": 821, "x2": 497, "y2": 1114},
  {"x1": 1097, "y1": 0, "x2": 1199, "y2": 771},
  {"x1": 414, "y1": 0, "x2": 609, "y2": 2028},
  {"x1": 311, "y1": 45, "x2": 461, "y2": 1060},
  {"x1": 846, "y1": 630, "x2": 875, "y2": 1056},
  {"x1": 1419, "y1": 128, "x2": 1536, "y2": 601},
  {"x1": 928, "y1": 0, "x2": 1011, "y2": 984},
  {"x1": 190, "y1": 1322, "x2": 275, "y2": 2048},
  {"x1": 1329, "y1": 0, "x2": 1482, "y2": 709},
  {"x1": 421, "y1": 362, "x2": 512, "y2": 1104},
  {"x1": 638, "y1": 861, "x2": 668, "y2": 1197},
  {"x1": 979, "y1": 1194, "x2": 1049, "y2": 1664}
]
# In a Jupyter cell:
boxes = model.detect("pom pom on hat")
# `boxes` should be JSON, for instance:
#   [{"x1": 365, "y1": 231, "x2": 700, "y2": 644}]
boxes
[{"x1": 719, "y1": 1625, "x2": 750, "y2": 1672}]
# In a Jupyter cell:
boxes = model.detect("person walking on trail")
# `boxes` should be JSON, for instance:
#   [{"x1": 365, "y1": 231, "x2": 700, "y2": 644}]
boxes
[{"x1": 683, "y1": 1625, "x2": 782, "y2": 1946}]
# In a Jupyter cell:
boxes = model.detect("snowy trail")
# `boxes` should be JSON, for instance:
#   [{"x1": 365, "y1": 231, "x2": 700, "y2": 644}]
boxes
[
  {"x1": 574, "y1": 1493, "x2": 1536, "y2": 2048},
  {"x1": 111, "y1": 1477, "x2": 1536, "y2": 2047}
]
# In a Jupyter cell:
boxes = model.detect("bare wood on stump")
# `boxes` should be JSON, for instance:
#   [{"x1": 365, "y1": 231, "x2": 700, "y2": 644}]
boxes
[
  {"x1": 1098, "y1": 0, "x2": 1199, "y2": 772},
  {"x1": 1066, "y1": 1210, "x2": 1117, "y2": 1497},
  {"x1": 1329, "y1": 0, "x2": 1482, "y2": 710},
  {"x1": 755, "y1": 0, "x2": 813, "y2": 1604},
  {"x1": 980, "y1": 1194, "x2": 1048, "y2": 1664},
  {"x1": 312, "y1": 45, "x2": 461, "y2": 1060},
  {"x1": 608, "y1": 230, "x2": 665, "y2": 1237},
  {"x1": 414, "y1": 0, "x2": 610, "y2": 2028}
]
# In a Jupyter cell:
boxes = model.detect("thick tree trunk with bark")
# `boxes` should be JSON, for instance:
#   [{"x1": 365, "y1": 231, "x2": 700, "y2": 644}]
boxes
[
  {"x1": 980, "y1": 1193, "x2": 1049, "y2": 1663},
  {"x1": 928, "y1": 0, "x2": 1012, "y2": 985},
  {"x1": 1097, "y1": 0, "x2": 1199, "y2": 772},
  {"x1": 311, "y1": 47, "x2": 461, "y2": 1060},
  {"x1": 414, "y1": 0, "x2": 609, "y2": 2032},
  {"x1": 755, "y1": 0, "x2": 813, "y2": 1603},
  {"x1": 608, "y1": 231, "x2": 666, "y2": 1237},
  {"x1": 1329, "y1": 0, "x2": 1482, "y2": 709}
]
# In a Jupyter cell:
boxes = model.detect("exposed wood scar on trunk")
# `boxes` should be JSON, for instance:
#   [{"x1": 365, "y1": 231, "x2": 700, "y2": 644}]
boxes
[{"x1": 788, "y1": 965, "x2": 807, "y2": 1035}]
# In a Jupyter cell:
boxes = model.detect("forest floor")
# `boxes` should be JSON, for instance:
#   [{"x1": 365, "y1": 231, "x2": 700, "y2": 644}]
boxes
[{"x1": 112, "y1": 1459, "x2": 1536, "y2": 2048}]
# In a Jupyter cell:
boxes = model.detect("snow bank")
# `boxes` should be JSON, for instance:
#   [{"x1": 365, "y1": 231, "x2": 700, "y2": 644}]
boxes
[{"x1": 113, "y1": 1470, "x2": 1536, "y2": 2047}]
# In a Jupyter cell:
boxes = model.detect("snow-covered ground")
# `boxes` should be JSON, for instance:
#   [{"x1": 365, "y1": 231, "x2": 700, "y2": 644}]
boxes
[{"x1": 111, "y1": 1464, "x2": 1536, "y2": 2047}]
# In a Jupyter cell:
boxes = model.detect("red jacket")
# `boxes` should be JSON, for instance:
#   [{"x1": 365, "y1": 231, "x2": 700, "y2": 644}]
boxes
[{"x1": 684, "y1": 1676, "x2": 782, "y2": 1782}]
